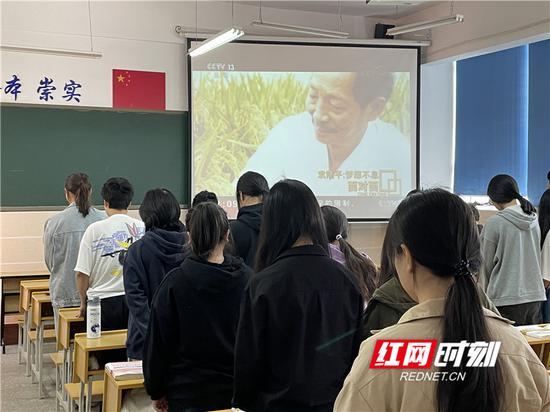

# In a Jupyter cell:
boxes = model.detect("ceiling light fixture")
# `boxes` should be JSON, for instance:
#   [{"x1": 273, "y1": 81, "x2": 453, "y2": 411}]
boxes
[
  {"x1": 1, "y1": 44, "x2": 102, "y2": 58},
  {"x1": 251, "y1": 20, "x2": 349, "y2": 39},
  {"x1": 188, "y1": 27, "x2": 244, "y2": 57},
  {"x1": 386, "y1": 14, "x2": 464, "y2": 36}
]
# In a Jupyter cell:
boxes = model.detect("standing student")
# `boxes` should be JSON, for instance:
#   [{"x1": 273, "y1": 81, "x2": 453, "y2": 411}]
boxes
[
  {"x1": 123, "y1": 189, "x2": 188, "y2": 361},
  {"x1": 335, "y1": 189, "x2": 550, "y2": 412},
  {"x1": 320, "y1": 205, "x2": 377, "y2": 303},
  {"x1": 231, "y1": 171, "x2": 269, "y2": 266},
  {"x1": 539, "y1": 189, "x2": 550, "y2": 321},
  {"x1": 144, "y1": 203, "x2": 251, "y2": 412},
  {"x1": 233, "y1": 179, "x2": 363, "y2": 412},
  {"x1": 43, "y1": 173, "x2": 105, "y2": 333},
  {"x1": 362, "y1": 202, "x2": 499, "y2": 339},
  {"x1": 480, "y1": 174, "x2": 545, "y2": 325},
  {"x1": 74, "y1": 177, "x2": 145, "y2": 330}
]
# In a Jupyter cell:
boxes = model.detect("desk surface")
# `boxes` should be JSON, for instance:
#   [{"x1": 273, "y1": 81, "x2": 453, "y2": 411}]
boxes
[
  {"x1": 1, "y1": 271, "x2": 49, "y2": 279},
  {"x1": 103, "y1": 370, "x2": 144, "y2": 412},
  {"x1": 19, "y1": 280, "x2": 50, "y2": 312},
  {"x1": 58, "y1": 308, "x2": 84, "y2": 350},
  {"x1": 31, "y1": 292, "x2": 53, "y2": 326},
  {"x1": 75, "y1": 330, "x2": 128, "y2": 351},
  {"x1": 74, "y1": 330, "x2": 127, "y2": 384},
  {"x1": 519, "y1": 324, "x2": 550, "y2": 345}
]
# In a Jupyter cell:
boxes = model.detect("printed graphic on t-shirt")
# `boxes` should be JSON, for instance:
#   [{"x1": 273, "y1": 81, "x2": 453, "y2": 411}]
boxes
[{"x1": 91, "y1": 223, "x2": 145, "y2": 275}]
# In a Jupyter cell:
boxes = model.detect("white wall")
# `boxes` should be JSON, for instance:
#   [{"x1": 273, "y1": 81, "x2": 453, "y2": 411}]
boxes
[
  {"x1": 0, "y1": 1, "x2": 374, "y2": 110},
  {"x1": 420, "y1": 61, "x2": 454, "y2": 190},
  {"x1": 393, "y1": 1, "x2": 550, "y2": 63}
]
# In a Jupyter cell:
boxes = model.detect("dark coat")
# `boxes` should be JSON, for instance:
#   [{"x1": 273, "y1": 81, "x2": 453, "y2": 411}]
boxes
[
  {"x1": 230, "y1": 203, "x2": 263, "y2": 266},
  {"x1": 144, "y1": 255, "x2": 252, "y2": 410},
  {"x1": 233, "y1": 245, "x2": 364, "y2": 412},
  {"x1": 123, "y1": 228, "x2": 188, "y2": 360}
]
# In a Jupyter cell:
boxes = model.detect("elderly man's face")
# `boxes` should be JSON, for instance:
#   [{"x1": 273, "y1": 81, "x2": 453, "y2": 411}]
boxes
[{"x1": 306, "y1": 73, "x2": 368, "y2": 146}]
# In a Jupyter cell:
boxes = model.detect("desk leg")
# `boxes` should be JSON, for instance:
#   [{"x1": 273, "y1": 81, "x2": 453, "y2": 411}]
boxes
[
  {"x1": 86, "y1": 379, "x2": 92, "y2": 412},
  {"x1": 1, "y1": 278, "x2": 5, "y2": 354},
  {"x1": 38, "y1": 324, "x2": 44, "y2": 398},
  {"x1": 25, "y1": 310, "x2": 32, "y2": 377},
  {"x1": 79, "y1": 381, "x2": 85, "y2": 412}
]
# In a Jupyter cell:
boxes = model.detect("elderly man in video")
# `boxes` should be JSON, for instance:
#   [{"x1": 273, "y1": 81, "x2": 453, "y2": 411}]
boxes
[{"x1": 243, "y1": 71, "x2": 412, "y2": 197}]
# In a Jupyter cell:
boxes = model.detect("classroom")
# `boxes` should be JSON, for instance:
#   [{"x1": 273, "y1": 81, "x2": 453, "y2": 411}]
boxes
[{"x1": 1, "y1": 0, "x2": 549, "y2": 411}]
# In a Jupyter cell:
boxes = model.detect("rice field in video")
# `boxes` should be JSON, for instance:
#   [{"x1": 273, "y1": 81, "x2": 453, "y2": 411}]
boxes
[{"x1": 192, "y1": 71, "x2": 410, "y2": 196}]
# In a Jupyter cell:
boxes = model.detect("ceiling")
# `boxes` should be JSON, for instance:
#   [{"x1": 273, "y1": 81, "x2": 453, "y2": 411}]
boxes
[{"x1": 237, "y1": 1, "x2": 442, "y2": 18}]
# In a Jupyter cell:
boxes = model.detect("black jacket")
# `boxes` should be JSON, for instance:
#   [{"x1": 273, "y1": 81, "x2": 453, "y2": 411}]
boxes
[
  {"x1": 233, "y1": 245, "x2": 364, "y2": 412},
  {"x1": 123, "y1": 228, "x2": 189, "y2": 360},
  {"x1": 230, "y1": 203, "x2": 263, "y2": 266},
  {"x1": 143, "y1": 254, "x2": 252, "y2": 410}
]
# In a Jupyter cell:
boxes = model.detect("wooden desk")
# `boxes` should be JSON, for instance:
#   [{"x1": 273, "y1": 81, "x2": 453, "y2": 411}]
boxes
[
  {"x1": 0, "y1": 271, "x2": 49, "y2": 354},
  {"x1": 102, "y1": 370, "x2": 144, "y2": 412},
  {"x1": 57, "y1": 307, "x2": 85, "y2": 408},
  {"x1": 74, "y1": 330, "x2": 127, "y2": 412},
  {"x1": 30, "y1": 291, "x2": 55, "y2": 398},
  {"x1": 18, "y1": 279, "x2": 50, "y2": 370},
  {"x1": 520, "y1": 324, "x2": 550, "y2": 367}
]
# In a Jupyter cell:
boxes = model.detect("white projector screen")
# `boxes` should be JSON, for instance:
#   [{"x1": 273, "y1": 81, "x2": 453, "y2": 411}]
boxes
[{"x1": 190, "y1": 40, "x2": 419, "y2": 220}]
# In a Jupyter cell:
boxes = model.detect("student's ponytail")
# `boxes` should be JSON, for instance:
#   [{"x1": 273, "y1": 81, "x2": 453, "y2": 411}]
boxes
[
  {"x1": 438, "y1": 262, "x2": 502, "y2": 412},
  {"x1": 516, "y1": 194, "x2": 535, "y2": 215},
  {"x1": 487, "y1": 174, "x2": 535, "y2": 215},
  {"x1": 337, "y1": 235, "x2": 377, "y2": 301},
  {"x1": 65, "y1": 173, "x2": 92, "y2": 217},
  {"x1": 391, "y1": 189, "x2": 503, "y2": 412}
]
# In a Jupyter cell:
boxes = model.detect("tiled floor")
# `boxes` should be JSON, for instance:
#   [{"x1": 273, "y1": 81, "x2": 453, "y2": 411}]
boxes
[{"x1": 0, "y1": 345, "x2": 57, "y2": 411}]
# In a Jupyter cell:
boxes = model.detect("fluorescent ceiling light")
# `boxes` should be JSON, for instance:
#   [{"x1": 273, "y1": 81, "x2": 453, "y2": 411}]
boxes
[
  {"x1": 386, "y1": 14, "x2": 464, "y2": 36},
  {"x1": 1, "y1": 44, "x2": 102, "y2": 58},
  {"x1": 251, "y1": 20, "x2": 349, "y2": 39},
  {"x1": 188, "y1": 27, "x2": 244, "y2": 57}
]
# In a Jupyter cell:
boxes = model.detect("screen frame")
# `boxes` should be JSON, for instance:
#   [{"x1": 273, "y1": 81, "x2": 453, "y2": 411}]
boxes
[{"x1": 187, "y1": 38, "x2": 421, "y2": 222}]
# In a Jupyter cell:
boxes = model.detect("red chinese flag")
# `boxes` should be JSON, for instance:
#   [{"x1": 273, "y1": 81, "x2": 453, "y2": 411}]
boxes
[{"x1": 112, "y1": 69, "x2": 166, "y2": 110}]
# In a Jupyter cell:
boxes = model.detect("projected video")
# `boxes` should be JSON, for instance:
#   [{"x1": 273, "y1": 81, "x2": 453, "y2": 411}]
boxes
[{"x1": 191, "y1": 42, "x2": 418, "y2": 219}]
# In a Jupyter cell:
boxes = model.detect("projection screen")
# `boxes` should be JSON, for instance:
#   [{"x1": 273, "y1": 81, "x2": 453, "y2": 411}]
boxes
[{"x1": 190, "y1": 40, "x2": 419, "y2": 219}]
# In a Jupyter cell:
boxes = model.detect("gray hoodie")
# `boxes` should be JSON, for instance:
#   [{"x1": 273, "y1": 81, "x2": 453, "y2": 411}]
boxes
[{"x1": 480, "y1": 205, "x2": 545, "y2": 307}]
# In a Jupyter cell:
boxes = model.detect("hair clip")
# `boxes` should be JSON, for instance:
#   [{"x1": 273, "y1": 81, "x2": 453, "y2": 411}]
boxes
[{"x1": 454, "y1": 259, "x2": 471, "y2": 277}]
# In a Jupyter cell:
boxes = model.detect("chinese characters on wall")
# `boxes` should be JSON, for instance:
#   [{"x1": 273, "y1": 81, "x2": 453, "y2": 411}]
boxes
[{"x1": 2, "y1": 75, "x2": 82, "y2": 103}]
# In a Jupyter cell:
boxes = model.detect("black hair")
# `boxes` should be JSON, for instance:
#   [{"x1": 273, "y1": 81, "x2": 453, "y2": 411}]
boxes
[
  {"x1": 378, "y1": 216, "x2": 397, "y2": 287},
  {"x1": 539, "y1": 189, "x2": 550, "y2": 248},
  {"x1": 139, "y1": 188, "x2": 184, "y2": 232},
  {"x1": 101, "y1": 177, "x2": 134, "y2": 210},
  {"x1": 255, "y1": 179, "x2": 328, "y2": 272},
  {"x1": 188, "y1": 202, "x2": 229, "y2": 261},
  {"x1": 354, "y1": 71, "x2": 394, "y2": 107},
  {"x1": 236, "y1": 171, "x2": 269, "y2": 208},
  {"x1": 185, "y1": 208, "x2": 194, "y2": 233},
  {"x1": 321, "y1": 205, "x2": 378, "y2": 300},
  {"x1": 487, "y1": 174, "x2": 535, "y2": 215},
  {"x1": 192, "y1": 190, "x2": 218, "y2": 207},
  {"x1": 390, "y1": 189, "x2": 502, "y2": 412},
  {"x1": 547, "y1": 170, "x2": 550, "y2": 183},
  {"x1": 468, "y1": 203, "x2": 480, "y2": 222},
  {"x1": 65, "y1": 172, "x2": 92, "y2": 217}
]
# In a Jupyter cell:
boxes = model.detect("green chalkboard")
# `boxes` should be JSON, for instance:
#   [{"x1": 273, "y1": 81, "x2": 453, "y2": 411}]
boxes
[{"x1": 0, "y1": 105, "x2": 189, "y2": 207}]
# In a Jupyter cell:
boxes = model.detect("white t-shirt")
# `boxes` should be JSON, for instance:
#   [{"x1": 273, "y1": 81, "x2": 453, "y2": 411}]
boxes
[
  {"x1": 243, "y1": 112, "x2": 413, "y2": 197},
  {"x1": 74, "y1": 214, "x2": 145, "y2": 300},
  {"x1": 542, "y1": 234, "x2": 550, "y2": 282}
]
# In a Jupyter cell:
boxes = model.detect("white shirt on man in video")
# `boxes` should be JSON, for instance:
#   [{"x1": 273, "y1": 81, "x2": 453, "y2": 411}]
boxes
[{"x1": 243, "y1": 72, "x2": 412, "y2": 197}]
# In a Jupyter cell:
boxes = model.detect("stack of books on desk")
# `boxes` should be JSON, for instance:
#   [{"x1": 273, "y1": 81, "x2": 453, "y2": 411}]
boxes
[
  {"x1": 516, "y1": 324, "x2": 550, "y2": 338},
  {"x1": 105, "y1": 361, "x2": 143, "y2": 381}
]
